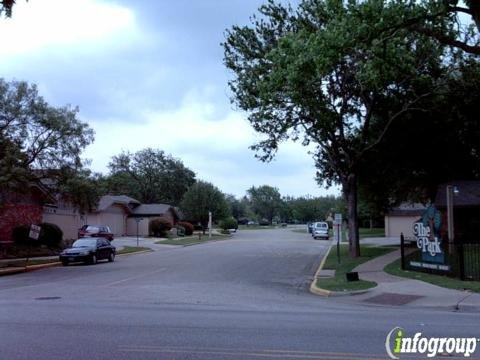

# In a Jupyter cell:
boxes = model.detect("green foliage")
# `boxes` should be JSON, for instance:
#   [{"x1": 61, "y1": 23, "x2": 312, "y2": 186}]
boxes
[
  {"x1": 12, "y1": 223, "x2": 63, "y2": 247},
  {"x1": 223, "y1": 0, "x2": 468, "y2": 257},
  {"x1": 0, "y1": 79, "x2": 94, "y2": 192},
  {"x1": 219, "y1": 217, "x2": 238, "y2": 231},
  {"x1": 180, "y1": 181, "x2": 230, "y2": 230},
  {"x1": 177, "y1": 221, "x2": 194, "y2": 236},
  {"x1": 12, "y1": 225, "x2": 31, "y2": 245},
  {"x1": 225, "y1": 194, "x2": 247, "y2": 221},
  {"x1": 247, "y1": 185, "x2": 282, "y2": 224},
  {"x1": 38, "y1": 222, "x2": 63, "y2": 247},
  {"x1": 149, "y1": 217, "x2": 173, "y2": 237},
  {"x1": 107, "y1": 148, "x2": 196, "y2": 204}
]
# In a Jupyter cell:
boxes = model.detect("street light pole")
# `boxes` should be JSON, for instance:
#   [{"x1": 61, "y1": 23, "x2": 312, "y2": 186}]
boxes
[{"x1": 446, "y1": 185, "x2": 455, "y2": 255}]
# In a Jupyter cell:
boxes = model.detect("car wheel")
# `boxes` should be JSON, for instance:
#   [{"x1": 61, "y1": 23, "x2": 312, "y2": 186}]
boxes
[
  {"x1": 90, "y1": 254, "x2": 97, "y2": 265},
  {"x1": 61, "y1": 260, "x2": 68, "y2": 266},
  {"x1": 108, "y1": 252, "x2": 115, "y2": 262}
]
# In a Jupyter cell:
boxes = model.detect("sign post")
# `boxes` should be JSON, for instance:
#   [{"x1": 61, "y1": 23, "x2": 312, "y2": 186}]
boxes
[
  {"x1": 134, "y1": 218, "x2": 143, "y2": 247},
  {"x1": 334, "y1": 214, "x2": 342, "y2": 264},
  {"x1": 26, "y1": 224, "x2": 41, "y2": 271},
  {"x1": 208, "y1": 211, "x2": 212, "y2": 239}
]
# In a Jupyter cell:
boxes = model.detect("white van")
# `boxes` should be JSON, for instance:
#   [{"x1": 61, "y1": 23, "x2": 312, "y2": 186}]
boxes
[{"x1": 312, "y1": 222, "x2": 329, "y2": 240}]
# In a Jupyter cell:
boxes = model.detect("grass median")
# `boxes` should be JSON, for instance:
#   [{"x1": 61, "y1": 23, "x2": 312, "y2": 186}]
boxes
[
  {"x1": 384, "y1": 258, "x2": 480, "y2": 293},
  {"x1": 155, "y1": 234, "x2": 230, "y2": 246},
  {"x1": 316, "y1": 244, "x2": 396, "y2": 292},
  {"x1": 117, "y1": 246, "x2": 151, "y2": 255}
]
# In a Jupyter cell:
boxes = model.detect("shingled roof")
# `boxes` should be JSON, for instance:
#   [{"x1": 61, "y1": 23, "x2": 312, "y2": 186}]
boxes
[
  {"x1": 96, "y1": 195, "x2": 141, "y2": 212},
  {"x1": 131, "y1": 204, "x2": 179, "y2": 218},
  {"x1": 435, "y1": 181, "x2": 480, "y2": 208}
]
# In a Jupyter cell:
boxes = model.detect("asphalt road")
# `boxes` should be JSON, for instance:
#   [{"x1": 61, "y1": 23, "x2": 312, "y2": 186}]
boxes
[{"x1": 1, "y1": 228, "x2": 479, "y2": 360}]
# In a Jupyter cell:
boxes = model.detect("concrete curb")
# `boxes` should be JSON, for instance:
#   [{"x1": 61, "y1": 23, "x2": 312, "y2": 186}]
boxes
[
  {"x1": 0, "y1": 261, "x2": 61, "y2": 276},
  {"x1": 309, "y1": 243, "x2": 377, "y2": 297},
  {"x1": 116, "y1": 250, "x2": 153, "y2": 256},
  {"x1": 309, "y1": 243, "x2": 333, "y2": 297}
]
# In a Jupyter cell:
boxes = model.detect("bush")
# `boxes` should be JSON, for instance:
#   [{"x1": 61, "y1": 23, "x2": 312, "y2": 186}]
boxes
[
  {"x1": 259, "y1": 219, "x2": 270, "y2": 226},
  {"x1": 12, "y1": 224, "x2": 32, "y2": 244},
  {"x1": 39, "y1": 222, "x2": 63, "y2": 247},
  {"x1": 149, "y1": 217, "x2": 173, "y2": 237},
  {"x1": 177, "y1": 221, "x2": 194, "y2": 235},
  {"x1": 219, "y1": 217, "x2": 238, "y2": 231}
]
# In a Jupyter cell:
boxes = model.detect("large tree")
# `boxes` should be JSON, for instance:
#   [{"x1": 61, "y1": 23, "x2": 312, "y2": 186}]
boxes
[
  {"x1": 247, "y1": 185, "x2": 282, "y2": 224},
  {"x1": 107, "y1": 148, "x2": 196, "y2": 205},
  {"x1": 224, "y1": 0, "x2": 458, "y2": 257},
  {"x1": 357, "y1": 59, "x2": 480, "y2": 211},
  {"x1": 180, "y1": 181, "x2": 230, "y2": 232},
  {"x1": 0, "y1": 79, "x2": 94, "y2": 191}
]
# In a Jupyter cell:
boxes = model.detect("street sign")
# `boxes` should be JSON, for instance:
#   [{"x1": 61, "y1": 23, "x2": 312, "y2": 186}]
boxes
[
  {"x1": 334, "y1": 213, "x2": 342, "y2": 225},
  {"x1": 29, "y1": 224, "x2": 41, "y2": 240}
]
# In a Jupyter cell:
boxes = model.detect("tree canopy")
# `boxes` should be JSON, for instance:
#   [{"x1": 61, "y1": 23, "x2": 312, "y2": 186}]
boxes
[
  {"x1": 106, "y1": 148, "x2": 196, "y2": 205},
  {"x1": 223, "y1": 0, "x2": 467, "y2": 257},
  {"x1": 247, "y1": 185, "x2": 282, "y2": 224},
  {"x1": 180, "y1": 181, "x2": 230, "y2": 231},
  {"x1": 0, "y1": 79, "x2": 94, "y2": 192}
]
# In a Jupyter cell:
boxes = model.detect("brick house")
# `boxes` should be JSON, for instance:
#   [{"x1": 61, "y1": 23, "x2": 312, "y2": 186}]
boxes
[{"x1": 0, "y1": 183, "x2": 54, "y2": 242}]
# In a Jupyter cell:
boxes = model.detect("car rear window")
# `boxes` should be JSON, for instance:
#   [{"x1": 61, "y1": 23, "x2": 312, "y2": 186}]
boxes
[{"x1": 86, "y1": 226, "x2": 100, "y2": 232}]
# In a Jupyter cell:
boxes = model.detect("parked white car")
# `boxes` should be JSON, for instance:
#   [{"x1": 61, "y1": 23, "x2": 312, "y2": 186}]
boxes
[{"x1": 312, "y1": 222, "x2": 329, "y2": 240}]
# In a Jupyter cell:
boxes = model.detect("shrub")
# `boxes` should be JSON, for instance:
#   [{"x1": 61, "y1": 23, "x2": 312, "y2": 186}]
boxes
[
  {"x1": 177, "y1": 221, "x2": 194, "y2": 235},
  {"x1": 219, "y1": 217, "x2": 238, "y2": 231},
  {"x1": 149, "y1": 217, "x2": 173, "y2": 237},
  {"x1": 39, "y1": 222, "x2": 63, "y2": 247},
  {"x1": 12, "y1": 224, "x2": 31, "y2": 244},
  {"x1": 259, "y1": 219, "x2": 270, "y2": 226}
]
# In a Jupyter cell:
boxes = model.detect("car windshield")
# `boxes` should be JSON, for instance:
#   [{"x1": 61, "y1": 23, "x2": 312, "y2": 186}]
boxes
[
  {"x1": 315, "y1": 223, "x2": 327, "y2": 228},
  {"x1": 85, "y1": 226, "x2": 100, "y2": 232},
  {"x1": 72, "y1": 239, "x2": 97, "y2": 248}
]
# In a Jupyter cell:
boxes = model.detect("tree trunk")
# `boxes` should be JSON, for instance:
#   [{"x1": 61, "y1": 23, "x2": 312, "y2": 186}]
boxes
[{"x1": 344, "y1": 173, "x2": 360, "y2": 258}]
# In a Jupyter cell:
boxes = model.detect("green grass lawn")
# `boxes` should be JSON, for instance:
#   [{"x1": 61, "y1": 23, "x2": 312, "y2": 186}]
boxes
[
  {"x1": 384, "y1": 258, "x2": 480, "y2": 293},
  {"x1": 237, "y1": 224, "x2": 277, "y2": 230},
  {"x1": 155, "y1": 234, "x2": 230, "y2": 246},
  {"x1": 360, "y1": 228, "x2": 385, "y2": 238},
  {"x1": 117, "y1": 246, "x2": 152, "y2": 255},
  {"x1": 317, "y1": 244, "x2": 396, "y2": 292}
]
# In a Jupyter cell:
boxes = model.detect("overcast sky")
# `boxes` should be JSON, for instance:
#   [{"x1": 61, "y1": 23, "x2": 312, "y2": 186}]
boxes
[{"x1": 1, "y1": 0, "x2": 340, "y2": 198}]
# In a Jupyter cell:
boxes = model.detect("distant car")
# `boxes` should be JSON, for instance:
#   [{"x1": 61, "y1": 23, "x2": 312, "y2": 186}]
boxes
[
  {"x1": 78, "y1": 225, "x2": 114, "y2": 241},
  {"x1": 60, "y1": 237, "x2": 116, "y2": 266},
  {"x1": 312, "y1": 222, "x2": 329, "y2": 240}
]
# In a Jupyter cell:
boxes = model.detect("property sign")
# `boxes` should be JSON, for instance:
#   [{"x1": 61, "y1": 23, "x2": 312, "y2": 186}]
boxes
[
  {"x1": 411, "y1": 205, "x2": 449, "y2": 271},
  {"x1": 29, "y1": 224, "x2": 41, "y2": 240}
]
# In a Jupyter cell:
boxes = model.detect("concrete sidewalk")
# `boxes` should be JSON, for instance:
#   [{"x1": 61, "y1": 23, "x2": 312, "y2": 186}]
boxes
[{"x1": 346, "y1": 249, "x2": 480, "y2": 311}]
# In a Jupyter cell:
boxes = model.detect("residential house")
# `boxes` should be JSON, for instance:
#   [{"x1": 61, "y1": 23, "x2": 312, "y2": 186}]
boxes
[
  {"x1": 127, "y1": 204, "x2": 179, "y2": 236},
  {"x1": 0, "y1": 183, "x2": 54, "y2": 242},
  {"x1": 434, "y1": 181, "x2": 480, "y2": 243},
  {"x1": 384, "y1": 203, "x2": 426, "y2": 239}
]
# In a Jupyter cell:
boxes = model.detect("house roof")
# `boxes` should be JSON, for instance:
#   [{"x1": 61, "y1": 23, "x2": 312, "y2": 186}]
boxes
[
  {"x1": 132, "y1": 204, "x2": 177, "y2": 217},
  {"x1": 435, "y1": 181, "x2": 480, "y2": 208},
  {"x1": 387, "y1": 202, "x2": 426, "y2": 217},
  {"x1": 96, "y1": 195, "x2": 141, "y2": 212}
]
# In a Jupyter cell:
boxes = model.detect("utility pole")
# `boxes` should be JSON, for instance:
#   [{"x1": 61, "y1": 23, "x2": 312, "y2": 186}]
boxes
[{"x1": 446, "y1": 185, "x2": 455, "y2": 255}]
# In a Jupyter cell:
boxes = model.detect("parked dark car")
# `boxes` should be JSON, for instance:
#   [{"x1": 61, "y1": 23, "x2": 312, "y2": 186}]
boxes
[
  {"x1": 78, "y1": 224, "x2": 114, "y2": 241},
  {"x1": 60, "y1": 237, "x2": 116, "y2": 266}
]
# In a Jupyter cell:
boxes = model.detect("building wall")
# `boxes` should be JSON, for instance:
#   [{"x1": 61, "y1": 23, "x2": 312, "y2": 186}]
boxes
[
  {"x1": 0, "y1": 203, "x2": 43, "y2": 242},
  {"x1": 86, "y1": 205, "x2": 127, "y2": 236},
  {"x1": 385, "y1": 215, "x2": 420, "y2": 239},
  {"x1": 43, "y1": 207, "x2": 85, "y2": 240},
  {"x1": 126, "y1": 218, "x2": 150, "y2": 236}
]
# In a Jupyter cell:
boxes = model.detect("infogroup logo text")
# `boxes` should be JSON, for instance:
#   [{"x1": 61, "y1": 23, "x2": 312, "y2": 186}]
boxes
[{"x1": 386, "y1": 327, "x2": 478, "y2": 359}]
